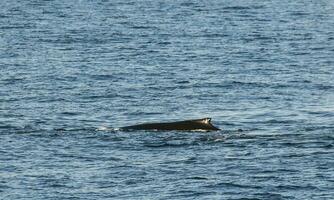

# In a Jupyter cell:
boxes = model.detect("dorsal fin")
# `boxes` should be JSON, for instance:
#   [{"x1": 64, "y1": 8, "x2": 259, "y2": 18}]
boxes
[{"x1": 195, "y1": 118, "x2": 211, "y2": 124}]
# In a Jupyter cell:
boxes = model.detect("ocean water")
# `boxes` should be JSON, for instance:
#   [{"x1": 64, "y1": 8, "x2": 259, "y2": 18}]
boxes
[{"x1": 1, "y1": 0, "x2": 334, "y2": 199}]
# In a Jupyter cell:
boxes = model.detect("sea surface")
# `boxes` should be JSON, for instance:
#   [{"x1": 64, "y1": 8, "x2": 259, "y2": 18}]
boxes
[{"x1": 1, "y1": 0, "x2": 334, "y2": 199}]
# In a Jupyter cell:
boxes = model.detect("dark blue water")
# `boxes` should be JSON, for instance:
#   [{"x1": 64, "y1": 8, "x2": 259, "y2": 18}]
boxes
[{"x1": 1, "y1": 0, "x2": 334, "y2": 199}]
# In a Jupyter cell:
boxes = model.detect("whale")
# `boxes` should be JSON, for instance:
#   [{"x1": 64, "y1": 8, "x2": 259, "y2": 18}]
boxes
[{"x1": 121, "y1": 118, "x2": 220, "y2": 131}]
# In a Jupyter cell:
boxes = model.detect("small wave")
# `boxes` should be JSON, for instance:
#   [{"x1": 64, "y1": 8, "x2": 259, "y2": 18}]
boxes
[
  {"x1": 90, "y1": 74, "x2": 117, "y2": 80},
  {"x1": 143, "y1": 141, "x2": 198, "y2": 148},
  {"x1": 222, "y1": 5, "x2": 265, "y2": 11},
  {"x1": 53, "y1": 127, "x2": 98, "y2": 132},
  {"x1": 276, "y1": 184, "x2": 319, "y2": 191},
  {"x1": 60, "y1": 111, "x2": 82, "y2": 116},
  {"x1": 290, "y1": 11, "x2": 309, "y2": 16},
  {"x1": 263, "y1": 119, "x2": 297, "y2": 124},
  {"x1": 206, "y1": 181, "x2": 263, "y2": 189},
  {"x1": 131, "y1": 25, "x2": 154, "y2": 30},
  {"x1": 301, "y1": 126, "x2": 334, "y2": 132},
  {"x1": 222, "y1": 6, "x2": 251, "y2": 10},
  {"x1": 186, "y1": 176, "x2": 209, "y2": 180}
]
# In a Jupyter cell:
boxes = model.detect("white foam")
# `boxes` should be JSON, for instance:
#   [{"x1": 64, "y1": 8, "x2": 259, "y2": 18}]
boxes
[{"x1": 96, "y1": 126, "x2": 110, "y2": 131}]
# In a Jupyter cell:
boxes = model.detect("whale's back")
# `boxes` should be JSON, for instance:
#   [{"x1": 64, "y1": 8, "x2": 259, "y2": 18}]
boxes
[{"x1": 121, "y1": 118, "x2": 220, "y2": 131}]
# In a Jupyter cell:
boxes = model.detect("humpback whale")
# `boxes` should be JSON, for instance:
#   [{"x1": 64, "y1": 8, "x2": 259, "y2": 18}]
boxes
[{"x1": 121, "y1": 118, "x2": 220, "y2": 131}]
